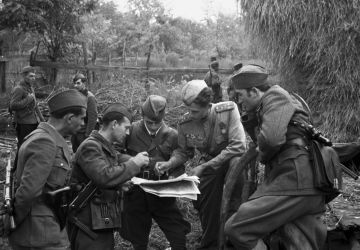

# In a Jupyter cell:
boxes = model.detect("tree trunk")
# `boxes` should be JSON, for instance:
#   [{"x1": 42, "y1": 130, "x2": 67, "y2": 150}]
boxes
[{"x1": 122, "y1": 40, "x2": 126, "y2": 66}]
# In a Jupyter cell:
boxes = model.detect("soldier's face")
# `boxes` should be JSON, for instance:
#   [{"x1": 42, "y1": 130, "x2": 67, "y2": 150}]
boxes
[
  {"x1": 113, "y1": 117, "x2": 131, "y2": 145},
  {"x1": 24, "y1": 72, "x2": 36, "y2": 84},
  {"x1": 68, "y1": 108, "x2": 86, "y2": 135},
  {"x1": 73, "y1": 78, "x2": 86, "y2": 91},
  {"x1": 143, "y1": 116, "x2": 162, "y2": 134},
  {"x1": 187, "y1": 103, "x2": 210, "y2": 121},
  {"x1": 235, "y1": 89, "x2": 260, "y2": 112}
]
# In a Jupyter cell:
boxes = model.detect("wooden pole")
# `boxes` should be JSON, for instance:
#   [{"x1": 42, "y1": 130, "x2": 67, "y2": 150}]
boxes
[{"x1": 0, "y1": 41, "x2": 6, "y2": 93}]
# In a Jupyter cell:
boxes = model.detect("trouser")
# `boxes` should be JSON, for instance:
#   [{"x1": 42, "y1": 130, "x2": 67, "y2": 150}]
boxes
[
  {"x1": 68, "y1": 223, "x2": 114, "y2": 250},
  {"x1": 120, "y1": 186, "x2": 191, "y2": 250},
  {"x1": 14, "y1": 123, "x2": 38, "y2": 169},
  {"x1": 71, "y1": 132, "x2": 87, "y2": 153},
  {"x1": 224, "y1": 195, "x2": 327, "y2": 250},
  {"x1": 192, "y1": 166, "x2": 228, "y2": 250}
]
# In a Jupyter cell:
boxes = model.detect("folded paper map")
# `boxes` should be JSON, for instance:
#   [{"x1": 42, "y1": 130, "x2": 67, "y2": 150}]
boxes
[{"x1": 131, "y1": 174, "x2": 200, "y2": 200}]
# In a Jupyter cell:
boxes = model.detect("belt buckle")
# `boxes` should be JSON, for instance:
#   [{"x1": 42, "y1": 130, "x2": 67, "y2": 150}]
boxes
[{"x1": 143, "y1": 170, "x2": 150, "y2": 179}]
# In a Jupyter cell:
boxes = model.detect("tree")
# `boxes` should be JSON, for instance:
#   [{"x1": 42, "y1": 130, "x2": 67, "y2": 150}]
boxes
[{"x1": 0, "y1": 0, "x2": 98, "y2": 84}]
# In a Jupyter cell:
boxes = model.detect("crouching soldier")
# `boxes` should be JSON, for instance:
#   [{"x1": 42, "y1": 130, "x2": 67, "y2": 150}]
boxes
[
  {"x1": 68, "y1": 103, "x2": 150, "y2": 250},
  {"x1": 171, "y1": 80, "x2": 247, "y2": 250},
  {"x1": 120, "y1": 95, "x2": 191, "y2": 250}
]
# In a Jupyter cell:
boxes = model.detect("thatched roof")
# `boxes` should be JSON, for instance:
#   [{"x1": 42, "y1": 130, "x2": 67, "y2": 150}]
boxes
[{"x1": 240, "y1": 0, "x2": 360, "y2": 141}]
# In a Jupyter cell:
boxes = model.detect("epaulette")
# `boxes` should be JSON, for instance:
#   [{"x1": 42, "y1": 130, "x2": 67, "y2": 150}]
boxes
[
  {"x1": 215, "y1": 102, "x2": 235, "y2": 113},
  {"x1": 178, "y1": 112, "x2": 192, "y2": 124}
]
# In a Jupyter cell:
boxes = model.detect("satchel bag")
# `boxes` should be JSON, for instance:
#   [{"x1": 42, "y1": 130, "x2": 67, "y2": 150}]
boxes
[{"x1": 310, "y1": 140, "x2": 342, "y2": 203}]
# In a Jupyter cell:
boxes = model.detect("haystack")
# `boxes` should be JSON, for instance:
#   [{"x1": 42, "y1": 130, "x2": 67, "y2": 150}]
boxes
[{"x1": 240, "y1": 0, "x2": 360, "y2": 142}]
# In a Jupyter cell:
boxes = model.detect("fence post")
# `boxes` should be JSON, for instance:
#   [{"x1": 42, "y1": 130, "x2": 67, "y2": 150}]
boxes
[{"x1": 0, "y1": 59, "x2": 6, "y2": 93}]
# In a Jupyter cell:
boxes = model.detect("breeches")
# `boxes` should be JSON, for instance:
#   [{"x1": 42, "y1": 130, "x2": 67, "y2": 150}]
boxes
[{"x1": 225, "y1": 195, "x2": 327, "y2": 250}]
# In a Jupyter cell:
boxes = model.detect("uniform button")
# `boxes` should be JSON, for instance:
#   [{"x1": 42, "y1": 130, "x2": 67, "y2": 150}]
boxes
[{"x1": 60, "y1": 163, "x2": 64, "y2": 166}]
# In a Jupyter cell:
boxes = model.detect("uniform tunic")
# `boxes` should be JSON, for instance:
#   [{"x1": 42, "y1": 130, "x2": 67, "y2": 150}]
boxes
[
  {"x1": 204, "y1": 70, "x2": 223, "y2": 103},
  {"x1": 173, "y1": 101, "x2": 246, "y2": 250},
  {"x1": 225, "y1": 85, "x2": 327, "y2": 250},
  {"x1": 120, "y1": 120, "x2": 191, "y2": 250},
  {"x1": 9, "y1": 122, "x2": 71, "y2": 249},
  {"x1": 69, "y1": 130, "x2": 141, "y2": 250}
]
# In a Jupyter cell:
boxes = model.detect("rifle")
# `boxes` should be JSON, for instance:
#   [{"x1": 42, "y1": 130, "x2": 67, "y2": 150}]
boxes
[
  {"x1": 0, "y1": 150, "x2": 16, "y2": 236},
  {"x1": 67, "y1": 181, "x2": 98, "y2": 239}
]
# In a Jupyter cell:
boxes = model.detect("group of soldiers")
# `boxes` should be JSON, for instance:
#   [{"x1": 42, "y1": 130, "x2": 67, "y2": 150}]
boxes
[{"x1": 4, "y1": 62, "x2": 335, "y2": 250}]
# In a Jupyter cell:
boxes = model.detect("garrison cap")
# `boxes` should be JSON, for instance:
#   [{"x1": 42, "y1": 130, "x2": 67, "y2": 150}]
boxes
[
  {"x1": 48, "y1": 89, "x2": 87, "y2": 113},
  {"x1": 142, "y1": 95, "x2": 166, "y2": 122},
  {"x1": 102, "y1": 103, "x2": 132, "y2": 122},
  {"x1": 73, "y1": 73, "x2": 87, "y2": 83},
  {"x1": 181, "y1": 80, "x2": 208, "y2": 106},
  {"x1": 232, "y1": 64, "x2": 268, "y2": 90},
  {"x1": 21, "y1": 66, "x2": 35, "y2": 74}
]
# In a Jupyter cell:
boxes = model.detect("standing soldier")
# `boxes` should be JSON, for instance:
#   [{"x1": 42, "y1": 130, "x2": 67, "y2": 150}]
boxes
[
  {"x1": 71, "y1": 73, "x2": 98, "y2": 152},
  {"x1": 204, "y1": 60, "x2": 223, "y2": 103},
  {"x1": 170, "y1": 80, "x2": 247, "y2": 249},
  {"x1": 224, "y1": 65, "x2": 328, "y2": 250},
  {"x1": 9, "y1": 89, "x2": 87, "y2": 250},
  {"x1": 10, "y1": 66, "x2": 45, "y2": 167},
  {"x1": 227, "y1": 62, "x2": 243, "y2": 103},
  {"x1": 120, "y1": 95, "x2": 191, "y2": 250},
  {"x1": 68, "y1": 103, "x2": 149, "y2": 250}
]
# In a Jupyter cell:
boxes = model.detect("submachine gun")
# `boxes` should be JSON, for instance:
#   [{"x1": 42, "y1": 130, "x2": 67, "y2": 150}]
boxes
[{"x1": 0, "y1": 150, "x2": 16, "y2": 236}]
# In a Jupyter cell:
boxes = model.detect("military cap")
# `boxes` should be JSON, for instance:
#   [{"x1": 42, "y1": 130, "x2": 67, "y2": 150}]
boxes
[
  {"x1": 181, "y1": 80, "x2": 208, "y2": 105},
  {"x1": 102, "y1": 103, "x2": 132, "y2": 121},
  {"x1": 21, "y1": 66, "x2": 35, "y2": 74},
  {"x1": 142, "y1": 95, "x2": 166, "y2": 122},
  {"x1": 233, "y1": 62, "x2": 243, "y2": 72},
  {"x1": 48, "y1": 89, "x2": 87, "y2": 113},
  {"x1": 232, "y1": 64, "x2": 268, "y2": 90},
  {"x1": 73, "y1": 73, "x2": 87, "y2": 83}
]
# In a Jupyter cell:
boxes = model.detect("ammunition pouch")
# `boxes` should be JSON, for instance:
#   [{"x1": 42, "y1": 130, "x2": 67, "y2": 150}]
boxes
[{"x1": 90, "y1": 197, "x2": 121, "y2": 230}]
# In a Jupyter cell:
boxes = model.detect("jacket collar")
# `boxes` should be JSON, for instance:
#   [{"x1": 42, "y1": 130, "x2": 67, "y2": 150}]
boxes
[{"x1": 89, "y1": 130, "x2": 117, "y2": 158}]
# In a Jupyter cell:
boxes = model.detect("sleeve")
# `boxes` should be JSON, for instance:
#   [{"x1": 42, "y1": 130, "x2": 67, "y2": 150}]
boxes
[
  {"x1": 170, "y1": 124, "x2": 193, "y2": 167},
  {"x1": 76, "y1": 141, "x2": 141, "y2": 188},
  {"x1": 85, "y1": 96, "x2": 98, "y2": 136},
  {"x1": 257, "y1": 91, "x2": 296, "y2": 163},
  {"x1": 10, "y1": 87, "x2": 35, "y2": 111},
  {"x1": 14, "y1": 136, "x2": 56, "y2": 225},
  {"x1": 204, "y1": 104, "x2": 247, "y2": 170}
]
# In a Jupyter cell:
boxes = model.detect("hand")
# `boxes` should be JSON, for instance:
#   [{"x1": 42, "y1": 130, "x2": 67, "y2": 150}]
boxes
[
  {"x1": 131, "y1": 152, "x2": 149, "y2": 168},
  {"x1": 121, "y1": 180, "x2": 134, "y2": 192},
  {"x1": 154, "y1": 161, "x2": 171, "y2": 176},
  {"x1": 189, "y1": 164, "x2": 206, "y2": 177}
]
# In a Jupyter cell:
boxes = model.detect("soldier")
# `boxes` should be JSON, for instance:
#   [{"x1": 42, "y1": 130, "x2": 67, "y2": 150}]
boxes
[
  {"x1": 68, "y1": 103, "x2": 149, "y2": 250},
  {"x1": 9, "y1": 66, "x2": 45, "y2": 168},
  {"x1": 227, "y1": 62, "x2": 243, "y2": 103},
  {"x1": 9, "y1": 89, "x2": 87, "y2": 250},
  {"x1": 170, "y1": 80, "x2": 247, "y2": 249},
  {"x1": 224, "y1": 65, "x2": 327, "y2": 249},
  {"x1": 71, "y1": 73, "x2": 98, "y2": 152},
  {"x1": 120, "y1": 95, "x2": 191, "y2": 250},
  {"x1": 204, "y1": 60, "x2": 223, "y2": 103}
]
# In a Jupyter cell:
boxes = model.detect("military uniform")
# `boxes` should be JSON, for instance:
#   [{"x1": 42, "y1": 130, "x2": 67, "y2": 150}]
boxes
[
  {"x1": 204, "y1": 68, "x2": 223, "y2": 103},
  {"x1": 71, "y1": 89, "x2": 98, "y2": 152},
  {"x1": 225, "y1": 67, "x2": 327, "y2": 250},
  {"x1": 9, "y1": 89, "x2": 87, "y2": 250},
  {"x1": 69, "y1": 130, "x2": 142, "y2": 250},
  {"x1": 173, "y1": 100, "x2": 246, "y2": 250},
  {"x1": 120, "y1": 120, "x2": 191, "y2": 250}
]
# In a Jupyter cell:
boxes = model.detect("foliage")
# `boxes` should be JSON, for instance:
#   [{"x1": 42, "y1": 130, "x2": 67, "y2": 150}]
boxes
[
  {"x1": 165, "y1": 52, "x2": 180, "y2": 67},
  {"x1": 240, "y1": 0, "x2": 360, "y2": 141}
]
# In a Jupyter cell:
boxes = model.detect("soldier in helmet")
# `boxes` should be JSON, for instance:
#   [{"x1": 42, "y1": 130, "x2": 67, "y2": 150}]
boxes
[
  {"x1": 120, "y1": 95, "x2": 191, "y2": 250},
  {"x1": 170, "y1": 81, "x2": 247, "y2": 249},
  {"x1": 71, "y1": 73, "x2": 98, "y2": 152},
  {"x1": 9, "y1": 89, "x2": 87, "y2": 250},
  {"x1": 224, "y1": 65, "x2": 328, "y2": 250}
]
